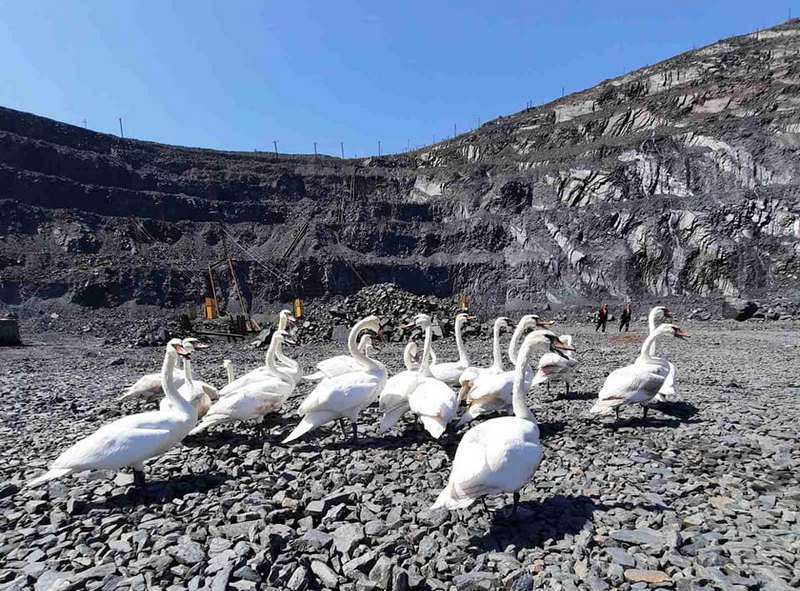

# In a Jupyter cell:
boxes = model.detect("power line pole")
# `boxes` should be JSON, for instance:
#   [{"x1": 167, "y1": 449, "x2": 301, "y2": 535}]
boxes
[
  {"x1": 453, "y1": 123, "x2": 457, "y2": 138},
  {"x1": 82, "y1": 119, "x2": 87, "y2": 128},
  {"x1": 118, "y1": 117, "x2": 124, "y2": 138},
  {"x1": 273, "y1": 140, "x2": 278, "y2": 155},
  {"x1": 313, "y1": 141, "x2": 317, "y2": 157},
  {"x1": 340, "y1": 142, "x2": 344, "y2": 159},
  {"x1": 378, "y1": 140, "x2": 381, "y2": 156}
]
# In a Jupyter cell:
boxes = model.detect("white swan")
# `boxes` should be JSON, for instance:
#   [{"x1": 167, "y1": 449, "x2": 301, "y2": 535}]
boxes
[
  {"x1": 219, "y1": 330, "x2": 297, "y2": 398},
  {"x1": 159, "y1": 338, "x2": 214, "y2": 417},
  {"x1": 378, "y1": 325, "x2": 427, "y2": 433},
  {"x1": 430, "y1": 313, "x2": 475, "y2": 385},
  {"x1": 590, "y1": 323, "x2": 689, "y2": 423},
  {"x1": 643, "y1": 306, "x2": 677, "y2": 404},
  {"x1": 431, "y1": 330, "x2": 565, "y2": 514},
  {"x1": 458, "y1": 317, "x2": 512, "y2": 387},
  {"x1": 531, "y1": 335, "x2": 578, "y2": 397},
  {"x1": 223, "y1": 359, "x2": 234, "y2": 385},
  {"x1": 303, "y1": 334, "x2": 375, "y2": 381},
  {"x1": 458, "y1": 329, "x2": 573, "y2": 427},
  {"x1": 118, "y1": 337, "x2": 217, "y2": 404},
  {"x1": 407, "y1": 316, "x2": 459, "y2": 438},
  {"x1": 27, "y1": 339, "x2": 197, "y2": 488},
  {"x1": 189, "y1": 331, "x2": 296, "y2": 436},
  {"x1": 283, "y1": 316, "x2": 386, "y2": 443}
]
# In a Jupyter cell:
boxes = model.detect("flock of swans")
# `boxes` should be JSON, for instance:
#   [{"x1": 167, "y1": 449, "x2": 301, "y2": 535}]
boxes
[{"x1": 27, "y1": 306, "x2": 689, "y2": 516}]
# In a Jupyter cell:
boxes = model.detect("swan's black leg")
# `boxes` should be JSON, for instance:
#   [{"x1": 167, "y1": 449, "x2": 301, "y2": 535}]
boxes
[
  {"x1": 133, "y1": 469, "x2": 146, "y2": 488},
  {"x1": 351, "y1": 420, "x2": 359, "y2": 441},
  {"x1": 338, "y1": 419, "x2": 348, "y2": 439},
  {"x1": 565, "y1": 382, "x2": 570, "y2": 397},
  {"x1": 642, "y1": 405, "x2": 648, "y2": 422},
  {"x1": 614, "y1": 407, "x2": 620, "y2": 425},
  {"x1": 480, "y1": 497, "x2": 489, "y2": 515}
]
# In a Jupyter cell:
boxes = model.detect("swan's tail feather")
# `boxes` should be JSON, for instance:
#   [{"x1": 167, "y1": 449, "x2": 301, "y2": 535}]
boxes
[
  {"x1": 303, "y1": 372, "x2": 325, "y2": 382},
  {"x1": 26, "y1": 468, "x2": 72, "y2": 488},
  {"x1": 379, "y1": 406, "x2": 407, "y2": 433},
  {"x1": 282, "y1": 416, "x2": 320, "y2": 444},
  {"x1": 420, "y1": 416, "x2": 446, "y2": 439},
  {"x1": 589, "y1": 399, "x2": 618, "y2": 415},
  {"x1": 431, "y1": 483, "x2": 475, "y2": 510},
  {"x1": 189, "y1": 415, "x2": 230, "y2": 436}
]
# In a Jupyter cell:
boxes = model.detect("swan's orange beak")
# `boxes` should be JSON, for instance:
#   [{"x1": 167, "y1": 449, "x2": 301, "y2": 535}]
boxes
[
  {"x1": 174, "y1": 344, "x2": 190, "y2": 357},
  {"x1": 193, "y1": 342, "x2": 209, "y2": 350},
  {"x1": 283, "y1": 337, "x2": 298, "y2": 346},
  {"x1": 400, "y1": 322, "x2": 415, "y2": 330},
  {"x1": 553, "y1": 339, "x2": 575, "y2": 352},
  {"x1": 674, "y1": 328, "x2": 689, "y2": 339},
  {"x1": 458, "y1": 382, "x2": 472, "y2": 402},
  {"x1": 537, "y1": 318, "x2": 556, "y2": 327}
]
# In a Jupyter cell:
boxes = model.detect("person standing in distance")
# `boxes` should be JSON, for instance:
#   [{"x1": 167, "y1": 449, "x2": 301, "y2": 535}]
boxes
[
  {"x1": 595, "y1": 303, "x2": 608, "y2": 332},
  {"x1": 619, "y1": 303, "x2": 632, "y2": 332}
]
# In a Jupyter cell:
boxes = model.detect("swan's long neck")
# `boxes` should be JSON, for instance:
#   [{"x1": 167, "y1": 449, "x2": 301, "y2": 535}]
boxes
[
  {"x1": 511, "y1": 340, "x2": 536, "y2": 422},
  {"x1": 348, "y1": 319, "x2": 382, "y2": 372},
  {"x1": 647, "y1": 309, "x2": 660, "y2": 357},
  {"x1": 403, "y1": 342, "x2": 416, "y2": 370},
  {"x1": 491, "y1": 319, "x2": 504, "y2": 371},
  {"x1": 455, "y1": 319, "x2": 469, "y2": 365},
  {"x1": 508, "y1": 320, "x2": 530, "y2": 368},
  {"x1": 419, "y1": 325, "x2": 434, "y2": 377},
  {"x1": 638, "y1": 330, "x2": 661, "y2": 364},
  {"x1": 225, "y1": 363, "x2": 234, "y2": 385},
  {"x1": 162, "y1": 351, "x2": 194, "y2": 417},
  {"x1": 266, "y1": 338, "x2": 291, "y2": 382}
]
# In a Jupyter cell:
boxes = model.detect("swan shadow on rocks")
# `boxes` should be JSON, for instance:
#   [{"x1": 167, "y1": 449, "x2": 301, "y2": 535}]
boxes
[
  {"x1": 600, "y1": 415, "x2": 701, "y2": 431},
  {"x1": 469, "y1": 494, "x2": 601, "y2": 551},
  {"x1": 650, "y1": 400, "x2": 699, "y2": 420},
  {"x1": 537, "y1": 421, "x2": 566, "y2": 440},
  {"x1": 184, "y1": 430, "x2": 272, "y2": 450},
  {"x1": 557, "y1": 389, "x2": 596, "y2": 401},
  {"x1": 91, "y1": 471, "x2": 229, "y2": 509}
]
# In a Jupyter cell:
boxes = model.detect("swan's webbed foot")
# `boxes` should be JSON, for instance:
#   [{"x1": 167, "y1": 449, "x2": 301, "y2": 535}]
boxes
[{"x1": 133, "y1": 469, "x2": 146, "y2": 488}]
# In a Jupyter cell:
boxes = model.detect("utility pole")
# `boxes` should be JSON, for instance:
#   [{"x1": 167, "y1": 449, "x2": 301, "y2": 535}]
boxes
[
  {"x1": 561, "y1": 86, "x2": 565, "y2": 97},
  {"x1": 118, "y1": 117, "x2": 124, "y2": 138},
  {"x1": 453, "y1": 123, "x2": 457, "y2": 138},
  {"x1": 313, "y1": 141, "x2": 317, "y2": 157},
  {"x1": 273, "y1": 140, "x2": 278, "y2": 155},
  {"x1": 406, "y1": 139, "x2": 410, "y2": 151},
  {"x1": 340, "y1": 142, "x2": 344, "y2": 159},
  {"x1": 82, "y1": 119, "x2": 87, "y2": 128},
  {"x1": 378, "y1": 140, "x2": 381, "y2": 156}
]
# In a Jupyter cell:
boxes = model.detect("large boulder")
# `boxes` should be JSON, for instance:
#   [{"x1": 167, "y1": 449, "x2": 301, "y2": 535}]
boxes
[{"x1": 722, "y1": 297, "x2": 758, "y2": 321}]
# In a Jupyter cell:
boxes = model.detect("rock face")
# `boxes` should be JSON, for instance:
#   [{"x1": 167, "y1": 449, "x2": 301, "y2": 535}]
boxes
[
  {"x1": 2, "y1": 21, "x2": 800, "y2": 312},
  {"x1": 722, "y1": 297, "x2": 759, "y2": 321}
]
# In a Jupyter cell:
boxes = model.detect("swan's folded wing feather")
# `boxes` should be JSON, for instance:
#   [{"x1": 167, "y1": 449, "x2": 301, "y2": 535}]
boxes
[
  {"x1": 52, "y1": 423, "x2": 175, "y2": 471},
  {"x1": 408, "y1": 379, "x2": 455, "y2": 417},
  {"x1": 598, "y1": 365, "x2": 665, "y2": 400},
  {"x1": 299, "y1": 372, "x2": 379, "y2": 414},
  {"x1": 468, "y1": 372, "x2": 513, "y2": 401},
  {"x1": 315, "y1": 355, "x2": 360, "y2": 376}
]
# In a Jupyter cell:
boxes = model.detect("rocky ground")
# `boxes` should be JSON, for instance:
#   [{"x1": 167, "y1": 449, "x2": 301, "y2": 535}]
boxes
[{"x1": 0, "y1": 317, "x2": 798, "y2": 591}]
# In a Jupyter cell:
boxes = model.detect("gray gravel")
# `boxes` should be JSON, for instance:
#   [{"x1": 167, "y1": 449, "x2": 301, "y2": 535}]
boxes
[{"x1": 1, "y1": 319, "x2": 798, "y2": 590}]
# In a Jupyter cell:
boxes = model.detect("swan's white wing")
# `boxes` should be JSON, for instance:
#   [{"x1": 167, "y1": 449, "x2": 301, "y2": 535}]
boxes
[
  {"x1": 298, "y1": 372, "x2": 381, "y2": 416},
  {"x1": 430, "y1": 362, "x2": 466, "y2": 384},
  {"x1": 315, "y1": 355, "x2": 361, "y2": 376},
  {"x1": 50, "y1": 415, "x2": 186, "y2": 472},
  {"x1": 408, "y1": 378, "x2": 456, "y2": 418},
  {"x1": 467, "y1": 371, "x2": 514, "y2": 402},
  {"x1": 204, "y1": 389, "x2": 285, "y2": 421},
  {"x1": 597, "y1": 364, "x2": 666, "y2": 404},
  {"x1": 221, "y1": 374, "x2": 292, "y2": 398},
  {"x1": 378, "y1": 371, "x2": 419, "y2": 411}
]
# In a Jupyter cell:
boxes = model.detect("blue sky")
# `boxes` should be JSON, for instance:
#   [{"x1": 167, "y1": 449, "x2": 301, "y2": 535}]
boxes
[{"x1": 0, "y1": 1, "x2": 794, "y2": 156}]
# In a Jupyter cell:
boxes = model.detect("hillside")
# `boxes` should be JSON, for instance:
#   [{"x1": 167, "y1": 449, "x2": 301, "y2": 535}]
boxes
[{"x1": 2, "y1": 21, "x2": 800, "y2": 313}]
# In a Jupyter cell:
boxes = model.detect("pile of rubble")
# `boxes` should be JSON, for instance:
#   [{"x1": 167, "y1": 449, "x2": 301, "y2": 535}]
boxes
[{"x1": 295, "y1": 284, "x2": 483, "y2": 344}]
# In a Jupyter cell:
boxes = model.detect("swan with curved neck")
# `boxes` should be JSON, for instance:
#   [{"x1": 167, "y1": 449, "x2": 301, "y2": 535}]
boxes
[
  {"x1": 458, "y1": 317, "x2": 512, "y2": 387},
  {"x1": 190, "y1": 331, "x2": 297, "y2": 435},
  {"x1": 531, "y1": 334, "x2": 578, "y2": 398},
  {"x1": 159, "y1": 338, "x2": 214, "y2": 417},
  {"x1": 304, "y1": 334, "x2": 375, "y2": 381},
  {"x1": 429, "y1": 313, "x2": 475, "y2": 385},
  {"x1": 28, "y1": 339, "x2": 197, "y2": 489},
  {"x1": 591, "y1": 323, "x2": 689, "y2": 423},
  {"x1": 643, "y1": 306, "x2": 677, "y2": 403},
  {"x1": 508, "y1": 315, "x2": 555, "y2": 367},
  {"x1": 284, "y1": 316, "x2": 387, "y2": 442},
  {"x1": 458, "y1": 330, "x2": 574, "y2": 426},
  {"x1": 219, "y1": 329, "x2": 295, "y2": 398},
  {"x1": 407, "y1": 315, "x2": 459, "y2": 438},
  {"x1": 432, "y1": 330, "x2": 564, "y2": 515}
]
